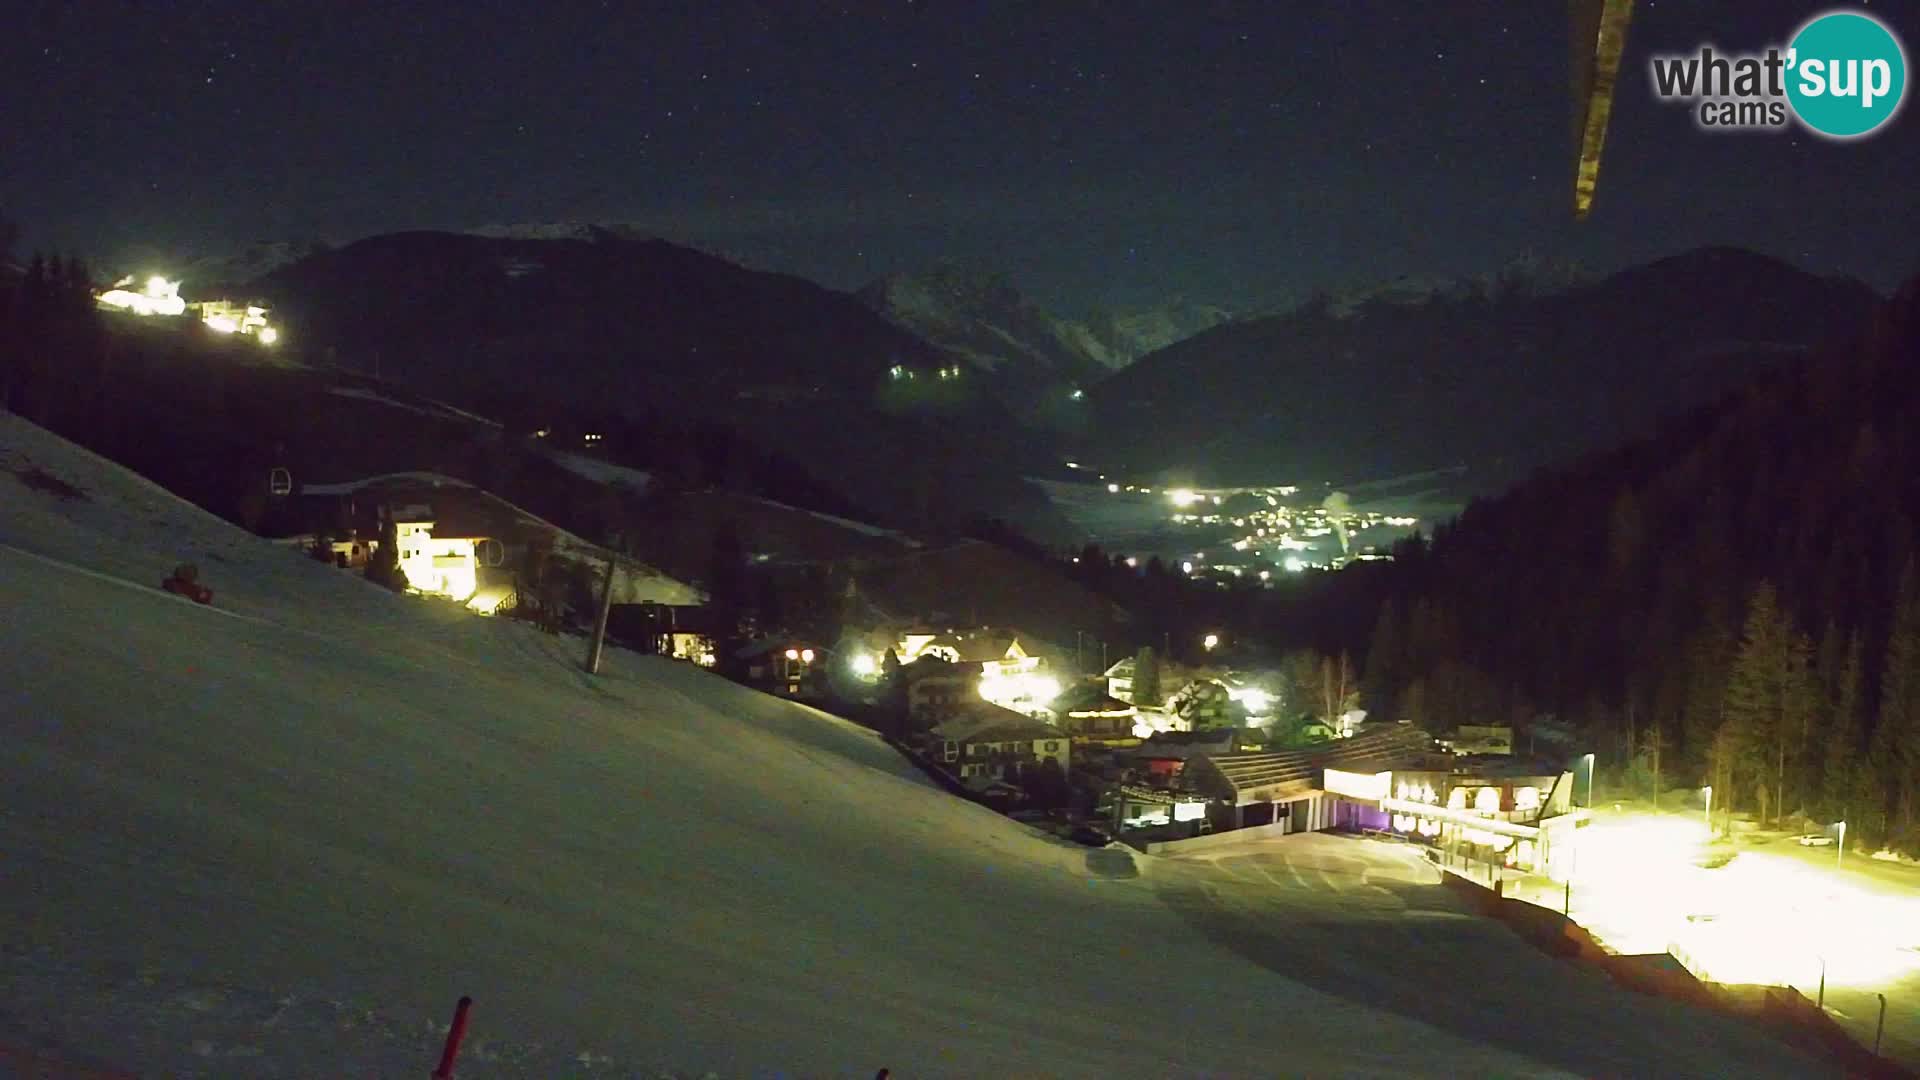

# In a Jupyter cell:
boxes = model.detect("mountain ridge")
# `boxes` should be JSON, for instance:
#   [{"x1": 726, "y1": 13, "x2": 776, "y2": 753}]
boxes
[{"x1": 1083, "y1": 246, "x2": 1879, "y2": 491}]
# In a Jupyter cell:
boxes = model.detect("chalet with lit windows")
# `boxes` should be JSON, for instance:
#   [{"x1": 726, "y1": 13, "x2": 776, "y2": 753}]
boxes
[
  {"x1": 1046, "y1": 682, "x2": 1140, "y2": 747},
  {"x1": 738, "y1": 638, "x2": 828, "y2": 699},
  {"x1": 925, "y1": 702, "x2": 1071, "y2": 783},
  {"x1": 1178, "y1": 726, "x2": 1587, "y2": 881},
  {"x1": 294, "y1": 472, "x2": 700, "y2": 616},
  {"x1": 899, "y1": 654, "x2": 981, "y2": 734},
  {"x1": 891, "y1": 626, "x2": 1054, "y2": 679}
]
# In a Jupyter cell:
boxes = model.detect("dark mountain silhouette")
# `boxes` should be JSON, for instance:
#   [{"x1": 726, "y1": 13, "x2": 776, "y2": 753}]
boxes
[
  {"x1": 1083, "y1": 247, "x2": 1879, "y2": 491},
  {"x1": 1305, "y1": 272, "x2": 1920, "y2": 853},
  {"x1": 249, "y1": 229, "x2": 1079, "y2": 543}
]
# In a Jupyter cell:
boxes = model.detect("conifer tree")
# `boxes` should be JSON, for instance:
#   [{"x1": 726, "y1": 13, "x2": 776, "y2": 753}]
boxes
[
  {"x1": 1362, "y1": 603, "x2": 1401, "y2": 718},
  {"x1": 1721, "y1": 582, "x2": 1816, "y2": 822},
  {"x1": 1877, "y1": 559, "x2": 1920, "y2": 838},
  {"x1": 1133, "y1": 646, "x2": 1161, "y2": 707},
  {"x1": 365, "y1": 513, "x2": 404, "y2": 592},
  {"x1": 1822, "y1": 632, "x2": 1866, "y2": 823}
]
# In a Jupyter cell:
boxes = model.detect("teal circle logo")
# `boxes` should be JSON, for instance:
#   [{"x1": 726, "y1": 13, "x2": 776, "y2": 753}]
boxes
[{"x1": 1786, "y1": 10, "x2": 1907, "y2": 139}]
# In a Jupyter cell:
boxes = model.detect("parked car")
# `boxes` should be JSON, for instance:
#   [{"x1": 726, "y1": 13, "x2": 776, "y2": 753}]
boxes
[
  {"x1": 1069, "y1": 824, "x2": 1113, "y2": 847},
  {"x1": 1796, "y1": 833, "x2": 1835, "y2": 847}
]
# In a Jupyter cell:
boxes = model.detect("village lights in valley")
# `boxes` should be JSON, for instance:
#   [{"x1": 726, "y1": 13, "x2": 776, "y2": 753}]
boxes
[{"x1": 1168, "y1": 488, "x2": 1200, "y2": 507}]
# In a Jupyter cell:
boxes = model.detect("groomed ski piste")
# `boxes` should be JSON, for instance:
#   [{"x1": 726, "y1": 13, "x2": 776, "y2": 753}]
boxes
[{"x1": 0, "y1": 413, "x2": 1828, "y2": 1077}]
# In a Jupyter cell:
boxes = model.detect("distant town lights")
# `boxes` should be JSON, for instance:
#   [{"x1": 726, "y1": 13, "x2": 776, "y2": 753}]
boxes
[{"x1": 1168, "y1": 488, "x2": 1200, "y2": 507}]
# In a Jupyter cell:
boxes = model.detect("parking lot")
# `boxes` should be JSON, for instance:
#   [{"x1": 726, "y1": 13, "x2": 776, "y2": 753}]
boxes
[{"x1": 1140, "y1": 829, "x2": 1823, "y2": 1076}]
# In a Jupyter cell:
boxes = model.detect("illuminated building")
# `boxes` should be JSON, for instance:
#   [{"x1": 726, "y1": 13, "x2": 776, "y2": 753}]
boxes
[
  {"x1": 191, "y1": 299, "x2": 280, "y2": 343},
  {"x1": 390, "y1": 516, "x2": 480, "y2": 602},
  {"x1": 927, "y1": 703, "x2": 1071, "y2": 782},
  {"x1": 96, "y1": 275, "x2": 186, "y2": 317},
  {"x1": 1048, "y1": 683, "x2": 1140, "y2": 747},
  {"x1": 1182, "y1": 726, "x2": 1586, "y2": 875},
  {"x1": 737, "y1": 639, "x2": 826, "y2": 698}
]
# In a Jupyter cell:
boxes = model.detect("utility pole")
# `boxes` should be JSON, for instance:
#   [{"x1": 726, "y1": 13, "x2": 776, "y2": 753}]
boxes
[{"x1": 585, "y1": 554, "x2": 618, "y2": 674}]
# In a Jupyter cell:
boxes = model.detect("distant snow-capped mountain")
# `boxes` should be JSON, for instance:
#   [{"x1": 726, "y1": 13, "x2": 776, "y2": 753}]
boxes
[
  {"x1": 1080, "y1": 298, "x2": 1234, "y2": 368},
  {"x1": 183, "y1": 239, "x2": 331, "y2": 293},
  {"x1": 859, "y1": 264, "x2": 1231, "y2": 392},
  {"x1": 859, "y1": 264, "x2": 1107, "y2": 384}
]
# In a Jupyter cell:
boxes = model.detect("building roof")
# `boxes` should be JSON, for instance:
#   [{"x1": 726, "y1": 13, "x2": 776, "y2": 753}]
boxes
[
  {"x1": 1131, "y1": 729, "x2": 1240, "y2": 761},
  {"x1": 1048, "y1": 682, "x2": 1134, "y2": 716},
  {"x1": 899, "y1": 654, "x2": 980, "y2": 683},
  {"x1": 930, "y1": 702, "x2": 1066, "y2": 745},
  {"x1": 923, "y1": 628, "x2": 1044, "y2": 665},
  {"x1": 1186, "y1": 725, "x2": 1438, "y2": 806}
]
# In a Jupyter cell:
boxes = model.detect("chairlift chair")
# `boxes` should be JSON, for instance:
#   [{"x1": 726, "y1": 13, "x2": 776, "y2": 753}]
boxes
[{"x1": 268, "y1": 467, "x2": 293, "y2": 496}]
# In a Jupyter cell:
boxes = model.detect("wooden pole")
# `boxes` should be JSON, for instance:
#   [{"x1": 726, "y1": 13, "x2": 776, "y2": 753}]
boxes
[{"x1": 586, "y1": 555, "x2": 617, "y2": 674}]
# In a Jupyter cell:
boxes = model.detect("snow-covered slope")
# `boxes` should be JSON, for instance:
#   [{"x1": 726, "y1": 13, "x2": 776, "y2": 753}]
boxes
[{"x1": 0, "y1": 415, "x2": 1823, "y2": 1076}]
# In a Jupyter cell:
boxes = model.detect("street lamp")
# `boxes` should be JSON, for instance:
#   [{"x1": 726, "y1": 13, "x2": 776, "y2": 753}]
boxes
[{"x1": 1202, "y1": 633, "x2": 1219, "y2": 651}]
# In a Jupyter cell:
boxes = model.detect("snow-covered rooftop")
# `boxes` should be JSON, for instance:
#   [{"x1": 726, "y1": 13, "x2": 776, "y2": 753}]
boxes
[{"x1": 0, "y1": 413, "x2": 1823, "y2": 1075}]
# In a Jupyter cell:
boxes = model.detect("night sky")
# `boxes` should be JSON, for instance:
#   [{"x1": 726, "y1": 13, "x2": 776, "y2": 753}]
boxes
[{"x1": 5, "y1": 1, "x2": 1917, "y2": 313}]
